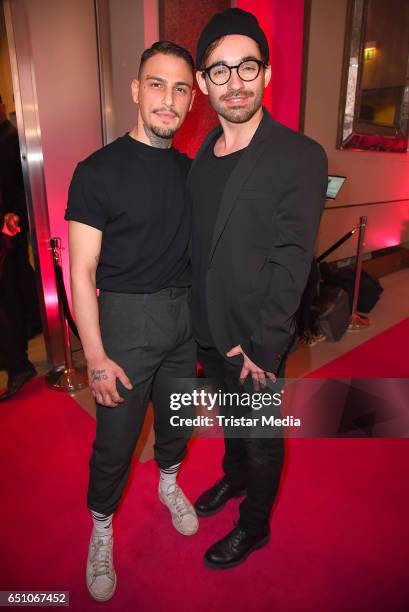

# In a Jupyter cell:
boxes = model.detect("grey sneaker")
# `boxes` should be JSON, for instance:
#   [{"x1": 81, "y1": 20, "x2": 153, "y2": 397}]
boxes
[
  {"x1": 159, "y1": 483, "x2": 199, "y2": 536},
  {"x1": 86, "y1": 532, "x2": 117, "y2": 602}
]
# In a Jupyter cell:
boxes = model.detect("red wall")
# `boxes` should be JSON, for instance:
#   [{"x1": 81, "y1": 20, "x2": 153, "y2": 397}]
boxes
[
  {"x1": 238, "y1": 0, "x2": 305, "y2": 131},
  {"x1": 160, "y1": 0, "x2": 306, "y2": 157},
  {"x1": 159, "y1": 0, "x2": 230, "y2": 158}
]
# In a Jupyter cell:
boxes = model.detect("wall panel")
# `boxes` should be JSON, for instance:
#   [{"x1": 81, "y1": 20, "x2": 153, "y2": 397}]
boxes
[{"x1": 24, "y1": 0, "x2": 102, "y2": 290}]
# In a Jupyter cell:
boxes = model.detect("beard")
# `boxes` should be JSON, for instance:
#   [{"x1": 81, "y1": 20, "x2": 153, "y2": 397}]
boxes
[
  {"x1": 147, "y1": 108, "x2": 181, "y2": 139},
  {"x1": 148, "y1": 123, "x2": 178, "y2": 139},
  {"x1": 209, "y1": 87, "x2": 263, "y2": 124}
]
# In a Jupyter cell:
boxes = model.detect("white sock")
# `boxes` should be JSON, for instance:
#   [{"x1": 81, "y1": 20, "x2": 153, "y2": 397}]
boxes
[
  {"x1": 91, "y1": 510, "x2": 113, "y2": 538},
  {"x1": 159, "y1": 463, "x2": 181, "y2": 494}
]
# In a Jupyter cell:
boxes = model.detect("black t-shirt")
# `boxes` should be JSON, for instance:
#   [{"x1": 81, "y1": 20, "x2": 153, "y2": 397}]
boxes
[
  {"x1": 65, "y1": 134, "x2": 191, "y2": 293},
  {"x1": 189, "y1": 137, "x2": 243, "y2": 346}
]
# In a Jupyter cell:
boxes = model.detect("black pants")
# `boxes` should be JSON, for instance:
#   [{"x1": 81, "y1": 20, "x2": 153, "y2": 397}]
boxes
[
  {"x1": 0, "y1": 251, "x2": 31, "y2": 375},
  {"x1": 87, "y1": 287, "x2": 196, "y2": 516},
  {"x1": 297, "y1": 258, "x2": 319, "y2": 335},
  {"x1": 198, "y1": 345, "x2": 286, "y2": 536},
  {"x1": 14, "y1": 239, "x2": 42, "y2": 338}
]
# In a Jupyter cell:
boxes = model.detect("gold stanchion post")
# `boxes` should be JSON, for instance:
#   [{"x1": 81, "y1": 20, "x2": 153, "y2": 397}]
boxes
[
  {"x1": 45, "y1": 237, "x2": 88, "y2": 391},
  {"x1": 348, "y1": 216, "x2": 371, "y2": 331}
]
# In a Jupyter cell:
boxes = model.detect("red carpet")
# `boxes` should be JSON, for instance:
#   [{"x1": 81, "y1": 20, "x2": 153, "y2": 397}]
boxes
[
  {"x1": 307, "y1": 317, "x2": 409, "y2": 378},
  {"x1": 1, "y1": 321, "x2": 409, "y2": 611}
]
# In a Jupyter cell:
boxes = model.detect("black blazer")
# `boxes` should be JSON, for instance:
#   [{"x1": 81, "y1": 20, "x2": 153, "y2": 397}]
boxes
[{"x1": 188, "y1": 108, "x2": 328, "y2": 372}]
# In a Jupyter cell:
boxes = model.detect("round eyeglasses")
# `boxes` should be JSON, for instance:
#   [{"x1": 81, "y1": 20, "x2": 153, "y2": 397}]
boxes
[{"x1": 202, "y1": 59, "x2": 266, "y2": 86}]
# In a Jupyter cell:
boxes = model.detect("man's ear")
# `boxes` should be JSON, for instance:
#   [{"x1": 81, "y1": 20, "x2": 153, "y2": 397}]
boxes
[
  {"x1": 196, "y1": 70, "x2": 208, "y2": 96},
  {"x1": 263, "y1": 64, "x2": 272, "y2": 89},
  {"x1": 131, "y1": 79, "x2": 139, "y2": 104},
  {"x1": 188, "y1": 89, "x2": 196, "y2": 112}
]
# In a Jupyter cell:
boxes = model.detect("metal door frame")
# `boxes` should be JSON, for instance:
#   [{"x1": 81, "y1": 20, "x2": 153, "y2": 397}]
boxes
[{"x1": 3, "y1": 0, "x2": 64, "y2": 367}]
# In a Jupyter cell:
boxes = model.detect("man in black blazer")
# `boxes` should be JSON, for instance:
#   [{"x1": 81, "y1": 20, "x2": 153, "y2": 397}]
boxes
[{"x1": 189, "y1": 8, "x2": 328, "y2": 568}]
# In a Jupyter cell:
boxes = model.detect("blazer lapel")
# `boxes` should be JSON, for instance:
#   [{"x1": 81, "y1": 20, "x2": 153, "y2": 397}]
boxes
[{"x1": 208, "y1": 108, "x2": 274, "y2": 264}]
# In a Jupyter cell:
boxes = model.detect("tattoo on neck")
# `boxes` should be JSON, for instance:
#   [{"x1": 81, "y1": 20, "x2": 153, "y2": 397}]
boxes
[
  {"x1": 143, "y1": 123, "x2": 172, "y2": 149},
  {"x1": 90, "y1": 369, "x2": 108, "y2": 383}
]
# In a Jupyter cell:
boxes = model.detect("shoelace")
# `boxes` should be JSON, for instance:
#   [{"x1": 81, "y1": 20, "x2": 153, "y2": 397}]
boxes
[
  {"x1": 92, "y1": 538, "x2": 113, "y2": 577},
  {"x1": 231, "y1": 521, "x2": 246, "y2": 545},
  {"x1": 167, "y1": 486, "x2": 191, "y2": 518}
]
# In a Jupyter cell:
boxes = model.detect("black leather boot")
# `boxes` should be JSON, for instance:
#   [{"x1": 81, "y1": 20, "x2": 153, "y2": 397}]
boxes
[
  {"x1": 0, "y1": 363, "x2": 36, "y2": 401},
  {"x1": 204, "y1": 523, "x2": 270, "y2": 569},
  {"x1": 194, "y1": 478, "x2": 246, "y2": 516}
]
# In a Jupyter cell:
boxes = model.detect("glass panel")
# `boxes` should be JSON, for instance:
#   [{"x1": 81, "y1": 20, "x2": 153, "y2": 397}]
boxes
[{"x1": 358, "y1": 0, "x2": 409, "y2": 129}]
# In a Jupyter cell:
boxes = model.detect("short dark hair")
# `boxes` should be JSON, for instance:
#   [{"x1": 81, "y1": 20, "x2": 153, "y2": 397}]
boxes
[
  {"x1": 200, "y1": 36, "x2": 269, "y2": 70},
  {"x1": 138, "y1": 41, "x2": 194, "y2": 77}
]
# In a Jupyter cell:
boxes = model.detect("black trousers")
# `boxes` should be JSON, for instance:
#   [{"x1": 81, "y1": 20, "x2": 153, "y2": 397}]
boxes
[
  {"x1": 198, "y1": 345, "x2": 286, "y2": 536},
  {"x1": 0, "y1": 251, "x2": 31, "y2": 375},
  {"x1": 297, "y1": 258, "x2": 320, "y2": 335},
  {"x1": 87, "y1": 287, "x2": 196, "y2": 516}
]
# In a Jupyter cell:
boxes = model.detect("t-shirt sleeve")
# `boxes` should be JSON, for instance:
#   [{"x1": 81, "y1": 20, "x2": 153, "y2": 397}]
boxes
[{"x1": 64, "y1": 162, "x2": 108, "y2": 231}]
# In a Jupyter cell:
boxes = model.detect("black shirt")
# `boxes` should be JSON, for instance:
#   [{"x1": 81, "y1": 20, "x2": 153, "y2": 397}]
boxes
[
  {"x1": 189, "y1": 137, "x2": 243, "y2": 346},
  {"x1": 65, "y1": 134, "x2": 192, "y2": 293}
]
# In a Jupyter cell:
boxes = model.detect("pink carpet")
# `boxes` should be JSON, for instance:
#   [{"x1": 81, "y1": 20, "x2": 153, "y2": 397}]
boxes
[{"x1": 1, "y1": 320, "x2": 409, "y2": 611}]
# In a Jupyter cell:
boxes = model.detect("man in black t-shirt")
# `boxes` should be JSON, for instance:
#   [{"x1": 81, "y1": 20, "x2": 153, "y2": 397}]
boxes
[
  {"x1": 65, "y1": 42, "x2": 197, "y2": 602},
  {"x1": 189, "y1": 9, "x2": 327, "y2": 569}
]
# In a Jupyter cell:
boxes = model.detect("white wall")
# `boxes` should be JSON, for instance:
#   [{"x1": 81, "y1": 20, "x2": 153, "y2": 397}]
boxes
[
  {"x1": 108, "y1": 0, "x2": 145, "y2": 138},
  {"x1": 24, "y1": 0, "x2": 103, "y2": 286},
  {"x1": 105, "y1": 0, "x2": 159, "y2": 140}
]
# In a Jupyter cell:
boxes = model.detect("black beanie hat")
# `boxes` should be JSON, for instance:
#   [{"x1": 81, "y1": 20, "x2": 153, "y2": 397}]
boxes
[{"x1": 196, "y1": 8, "x2": 269, "y2": 69}]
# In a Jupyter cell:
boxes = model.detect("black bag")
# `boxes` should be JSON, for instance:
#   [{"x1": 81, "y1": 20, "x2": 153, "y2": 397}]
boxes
[
  {"x1": 313, "y1": 285, "x2": 350, "y2": 342},
  {"x1": 319, "y1": 263, "x2": 383, "y2": 314},
  {"x1": 334, "y1": 267, "x2": 383, "y2": 313}
]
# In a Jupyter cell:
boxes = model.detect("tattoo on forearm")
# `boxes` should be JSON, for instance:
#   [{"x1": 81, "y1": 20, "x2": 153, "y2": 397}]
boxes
[
  {"x1": 90, "y1": 369, "x2": 108, "y2": 382},
  {"x1": 143, "y1": 123, "x2": 172, "y2": 149}
]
